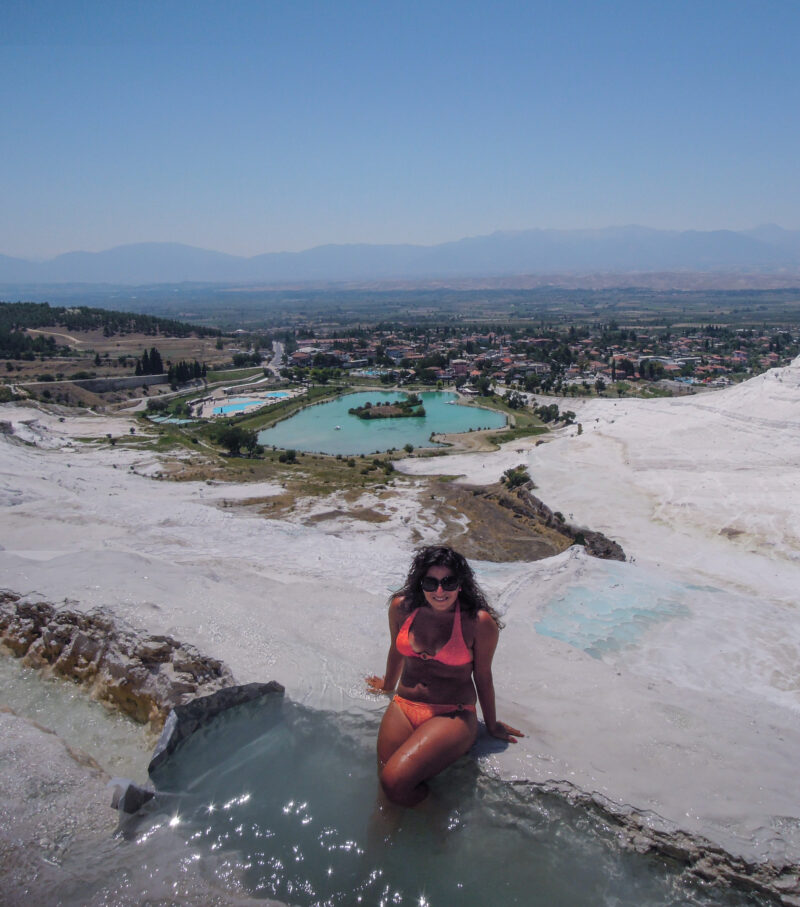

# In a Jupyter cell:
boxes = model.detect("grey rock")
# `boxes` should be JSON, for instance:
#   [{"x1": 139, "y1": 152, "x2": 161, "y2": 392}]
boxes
[
  {"x1": 148, "y1": 681, "x2": 284, "y2": 773},
  {"x1": 108, "y1": 777, "x2": 156, "y2": 814}
]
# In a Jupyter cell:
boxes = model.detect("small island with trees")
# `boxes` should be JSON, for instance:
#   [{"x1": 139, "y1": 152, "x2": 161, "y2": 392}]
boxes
[{"x1": 348, "y1": 393, "x2": 426, "y2": 420}]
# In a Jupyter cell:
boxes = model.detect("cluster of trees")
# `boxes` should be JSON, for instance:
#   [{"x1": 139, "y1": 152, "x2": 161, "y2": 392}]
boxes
[
  {"x1": 168, "y1": 359, "x2": 206, "y2": 385},
  {"x1": 232, "y1": 351, "x2": 262, "y2": 367},
  {"x1": 135, "y1": 347, "x2": 164, "y2": 375},
  {"x1": 280, "y1": 365, "x2": 341, "y2": 384},
  {"x1": 0, "y1": 327, "x2": 61, "y2": 360},
  {"x1": 534, "y1": 402, "x2": 575, "y2": 425},
  {"x1": 216, "y1": 425, "x2": 263, "y2": 458},
  {"x1": 610, "y1": 358, "x2": 637, "y2": 381},
  {"x1": 0, "y1": 301, "x2": 219, "y2": 340},
  {"x1": 348, "y1": 393, "x2": 424, "y2": 420},
  {"x1": 638, "y1": 359, "x2": 666, "y2": 380},
  {"x1": 348, "y1": 395, "x2": 425, "y2": 419}
]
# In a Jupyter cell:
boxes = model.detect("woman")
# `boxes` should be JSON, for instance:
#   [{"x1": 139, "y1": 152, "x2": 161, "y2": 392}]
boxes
[{"x1": 367, "y1": 545, "x2": 522, "y2": 806}]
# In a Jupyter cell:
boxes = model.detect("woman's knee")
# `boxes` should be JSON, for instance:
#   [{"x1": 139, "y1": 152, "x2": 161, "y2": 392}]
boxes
[{"x1": 379, "y1": 761, "x2": 422, "y2": 805}]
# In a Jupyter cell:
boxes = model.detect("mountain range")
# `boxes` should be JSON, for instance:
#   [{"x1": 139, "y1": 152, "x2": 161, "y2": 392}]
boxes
[{"x1": 2, "y1": 225, "x2": 800, "y2": 286}]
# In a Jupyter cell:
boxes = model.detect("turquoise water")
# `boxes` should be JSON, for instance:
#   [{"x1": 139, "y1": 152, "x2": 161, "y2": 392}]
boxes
[
  {"x1": 535, "y1": 563, "x2": 690, "y2": 658},
  {"x1": 148, "y1": 415, "x2": 194, "y2": 424},
  {"x1": 257, "y1": 391, "x2": 506, "y2": 455},
  {"x1": 133, "y1": 698, "x2": 766, "y2": 906},
  {"x1": 214, "y1": 391, "x2": 289, "y2": 415}
]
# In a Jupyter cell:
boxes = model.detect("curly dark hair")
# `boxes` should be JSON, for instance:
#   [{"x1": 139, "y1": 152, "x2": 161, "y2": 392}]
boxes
[{"x1": 391, "y1": 545, "x2": 503, "y2": 627}]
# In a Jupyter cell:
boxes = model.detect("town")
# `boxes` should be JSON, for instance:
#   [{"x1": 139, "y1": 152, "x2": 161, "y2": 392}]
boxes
[{"x1": 276, "y1": 317, "x2": 799, "y2": 397}]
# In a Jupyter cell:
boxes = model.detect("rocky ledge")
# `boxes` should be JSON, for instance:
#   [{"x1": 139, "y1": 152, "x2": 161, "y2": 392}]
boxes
[
  {"x1": 510, "y1": 484, "x2": 627, "y2": 560},
  {"x1": 530, "y1": 778, "x2": 800, "y2": 906},
  {"x1": 0, "y1": 590, "x2": 236, "y2": 729}
]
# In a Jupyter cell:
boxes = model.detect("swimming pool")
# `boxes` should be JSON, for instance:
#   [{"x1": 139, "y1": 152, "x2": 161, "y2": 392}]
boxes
[{"x1": 213, "y1": 391, "x2": 290, "y2": 415}]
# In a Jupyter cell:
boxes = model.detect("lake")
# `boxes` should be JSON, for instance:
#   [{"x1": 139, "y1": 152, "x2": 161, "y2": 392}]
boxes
[{"x1": 257, "y1": 390, "x2": 507, "y2": 455}]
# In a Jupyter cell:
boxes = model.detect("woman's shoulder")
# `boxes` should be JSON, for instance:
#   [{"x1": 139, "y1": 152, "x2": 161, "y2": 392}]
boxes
[
  {"x1": 474, "y1": 608, "x2": 500, "y2": 635},
  {"x1": 390, "y1": 594, "x2": 411, "y2": 613}
]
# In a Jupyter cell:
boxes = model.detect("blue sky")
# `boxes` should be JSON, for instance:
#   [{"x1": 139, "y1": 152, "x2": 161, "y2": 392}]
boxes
[{"x1": 2, "y1": 0, "x2": 798, "y2": 258}]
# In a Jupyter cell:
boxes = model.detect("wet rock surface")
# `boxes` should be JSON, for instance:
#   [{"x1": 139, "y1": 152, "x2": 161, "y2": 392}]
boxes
[
  {"x1": 0, "y1": 709, "x2": 270, "y2": 906},
  {"x1": 0, "y1": 708, "x2": 115, "y2": 903},
  {"x1": 530, "y1": 778, "x2": 800, "y2": 905},
  {"x1": 0, "y1": 591, "x2": 236, "y2": 729},
  {"x1": 149, "y1": 681, "x2": 285, "y2": 773}
]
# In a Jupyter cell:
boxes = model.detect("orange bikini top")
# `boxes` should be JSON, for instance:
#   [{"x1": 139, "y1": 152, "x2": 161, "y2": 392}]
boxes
[{"x1": 395, "y1": 603, "x2": 472, "y2": 666}]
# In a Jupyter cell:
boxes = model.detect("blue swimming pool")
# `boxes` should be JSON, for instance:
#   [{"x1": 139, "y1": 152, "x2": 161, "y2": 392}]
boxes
[{"x1": 213, "y1": 391, "x2": 289, "y2": 415}]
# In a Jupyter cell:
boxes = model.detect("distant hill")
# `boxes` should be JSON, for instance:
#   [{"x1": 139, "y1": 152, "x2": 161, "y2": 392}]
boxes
[{"x1": 3, "y1": 226, "x2": 800, "y2": 285}]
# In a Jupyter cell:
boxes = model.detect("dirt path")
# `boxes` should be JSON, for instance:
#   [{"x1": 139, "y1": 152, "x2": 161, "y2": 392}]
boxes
[{"x1": 26, "y1": 327, "x2": 82, "y2": 345}]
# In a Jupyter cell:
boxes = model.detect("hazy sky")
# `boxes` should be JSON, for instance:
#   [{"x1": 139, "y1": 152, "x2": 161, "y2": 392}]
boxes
[{"x1": 2, "y1": 0, "x2": 799, "y2": 259}]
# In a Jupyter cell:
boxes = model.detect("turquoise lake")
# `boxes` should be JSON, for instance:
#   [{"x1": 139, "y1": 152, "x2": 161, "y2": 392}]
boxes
[{"x1": 257, "y1": 390, "x2": 507, "y2": 455}]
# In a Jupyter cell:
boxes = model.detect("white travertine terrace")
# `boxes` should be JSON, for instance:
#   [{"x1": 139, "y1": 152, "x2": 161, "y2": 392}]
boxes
[{"x1": 2, "y1": 356, "x2": 799, "y2": 876}]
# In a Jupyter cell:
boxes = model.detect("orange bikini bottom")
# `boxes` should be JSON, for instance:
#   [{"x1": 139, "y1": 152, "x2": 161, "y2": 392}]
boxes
[{"x1": 392, "y1": 695, "x2": 477, "y2": 729}]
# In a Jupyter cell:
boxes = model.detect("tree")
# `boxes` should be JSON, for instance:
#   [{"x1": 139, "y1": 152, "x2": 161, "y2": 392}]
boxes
[
  {"x1": 149, "y1": 347, "x2": 163, "y2": 374},
  {"x1": 502, "y1": 465, "x2": 531, "y2": 489},
  {"x1": 476, "y1": 376, "x2": 492, "y2": 396},
  {"x1": 217, "y1": 426, "x2": 260, "y2": 457}
]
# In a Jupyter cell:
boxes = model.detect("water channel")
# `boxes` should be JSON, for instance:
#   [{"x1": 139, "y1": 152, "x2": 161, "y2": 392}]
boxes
[{"x1": 257, "y1": 390, "x2": 507, "y2": 455}]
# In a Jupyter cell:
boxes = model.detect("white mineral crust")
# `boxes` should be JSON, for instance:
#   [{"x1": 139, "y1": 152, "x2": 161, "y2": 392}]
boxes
[{"x1": 2, "y1": 356, "x2": 799, "y2": 868}]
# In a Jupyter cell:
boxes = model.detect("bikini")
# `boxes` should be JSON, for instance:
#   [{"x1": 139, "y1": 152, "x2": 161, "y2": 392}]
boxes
[{"x1": 393, "y1": 603, "x2": 477, "y2": 728}]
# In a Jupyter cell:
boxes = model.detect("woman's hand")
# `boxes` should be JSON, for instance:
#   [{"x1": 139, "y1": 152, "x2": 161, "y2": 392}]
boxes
[
  {"x1": 487, "y1": 720, "x2": 524, "y2": 743},
  {"x1": 366, "y1": 674, "x2": 391, "y2": 694}
]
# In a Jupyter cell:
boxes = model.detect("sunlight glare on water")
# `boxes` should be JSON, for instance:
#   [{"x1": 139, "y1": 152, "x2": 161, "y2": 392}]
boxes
[{"x1": 138, "y1": 697, "x2": 768, "y2": 906}]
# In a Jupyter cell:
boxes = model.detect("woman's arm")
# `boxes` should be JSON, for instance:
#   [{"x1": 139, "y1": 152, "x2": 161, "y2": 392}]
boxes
[
  {"x1": 366, "y1": 597, "x2": 405, "y2": 693},
  {"x1": 472, "y1": 610, "x2": 524, "y2": 742}
]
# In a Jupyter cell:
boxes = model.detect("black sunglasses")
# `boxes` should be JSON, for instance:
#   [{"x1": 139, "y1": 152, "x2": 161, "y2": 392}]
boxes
[{"x1": 421, "y1": 574, "x2": 460, "y2": 592}]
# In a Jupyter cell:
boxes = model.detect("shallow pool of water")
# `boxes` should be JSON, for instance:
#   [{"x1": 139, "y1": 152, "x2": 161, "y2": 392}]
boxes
[
  {"x1": 0, "y1": 655, "x2": 151, "y2": 782},
  {"x1": 257, "y1": 391, "x2": 506, "y2": 455},
  {"x1": 131, "y1": 697, "x2": 765, "y2": 906},
  {"x1": 534, "y1": 563, "x2": 690, "y2": 659},
  {"x1": 214, "y1": 392, "x2": 290, "y2": 415}
]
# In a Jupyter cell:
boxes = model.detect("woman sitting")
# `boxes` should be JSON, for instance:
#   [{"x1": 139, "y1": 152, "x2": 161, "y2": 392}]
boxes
[{"x1": 368, "y1": 545, "x2": 522, "y2": 806}]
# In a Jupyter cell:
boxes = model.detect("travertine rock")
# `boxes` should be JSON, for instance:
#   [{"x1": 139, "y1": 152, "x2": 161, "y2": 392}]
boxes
[
  {"x1": 148, "y1": 681, "x2": 285, "y2": 773},
  {"x1": 0, "y1": 591, "x2": 236, "y2": 730}
]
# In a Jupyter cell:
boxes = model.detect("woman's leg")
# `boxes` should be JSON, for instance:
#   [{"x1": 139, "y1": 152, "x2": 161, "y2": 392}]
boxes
[
  {"x1": 377, "y1": 699, "x2": 415, "y2": 768},
  {"x1": 379, "y1": 712, "x2": 478, "y2": 807}
]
